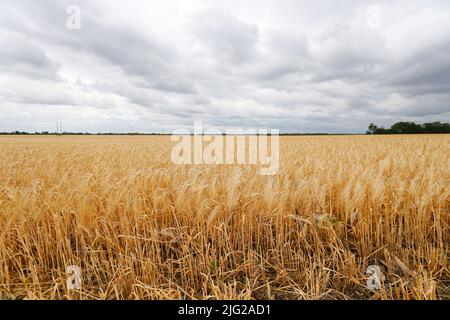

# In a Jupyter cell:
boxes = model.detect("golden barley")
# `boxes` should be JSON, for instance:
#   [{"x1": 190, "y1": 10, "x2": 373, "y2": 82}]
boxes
[{"x1": 0, "y1": 134, "x2": 448, "y2": 300}]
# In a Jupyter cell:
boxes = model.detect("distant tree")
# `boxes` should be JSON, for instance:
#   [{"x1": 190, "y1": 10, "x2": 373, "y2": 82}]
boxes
[
  {"x1": 390, "y1": 122, "x2": 423, "y2": 134},
  {"x1": 374, "y1": 127, "x2": 391, "y2": 134},
  {"x1": 369, "y1": 121, "x2": 450, "y2": 134},
  {"x1": 422, "y1": 122, "x2": 450, "y2": 133},
  {"x1": 368, "y1": 123, "x2": 378, "y2": 134}
]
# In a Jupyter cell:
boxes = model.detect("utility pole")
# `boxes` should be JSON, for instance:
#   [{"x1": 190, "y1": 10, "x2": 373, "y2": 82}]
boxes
[{"x1": 56, "y1": 121, "x2": 63, "y2": 135}]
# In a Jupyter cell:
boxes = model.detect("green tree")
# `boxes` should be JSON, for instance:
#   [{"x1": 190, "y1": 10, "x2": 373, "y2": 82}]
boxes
[
  {"x1": 368, "y1": 121, "x2": 450, "y2": 134},
  {"x1": 368, "y1": 123, "x2": 378, "y2": 134}
]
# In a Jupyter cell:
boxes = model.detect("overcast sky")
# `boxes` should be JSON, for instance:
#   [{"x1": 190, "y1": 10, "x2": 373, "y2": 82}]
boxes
[{"x1": 1, "y1": 0, "x2": 449, "y2": 133}]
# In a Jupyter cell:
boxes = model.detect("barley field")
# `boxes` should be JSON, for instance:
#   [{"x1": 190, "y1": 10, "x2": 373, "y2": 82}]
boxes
[{"x1": 0, "y1": 135, "x2": 448, "y2": 300}]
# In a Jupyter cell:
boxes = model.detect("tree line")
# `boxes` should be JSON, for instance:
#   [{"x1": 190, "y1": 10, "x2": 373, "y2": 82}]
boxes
[{"x1": 367, "y1": 121, "x2": 450, "y2": 134}]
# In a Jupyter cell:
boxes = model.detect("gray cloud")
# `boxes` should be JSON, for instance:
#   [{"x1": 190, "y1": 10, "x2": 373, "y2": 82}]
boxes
[
  {"x1": 0, "y1": 0, "x2": 450, "y2": 133},
  {"x1": 189, "y1": 11, "x2": 260, "y2": 67},
  {"x1": 387, "y1": 40, "x2": 450, "y2": 95},
  {"x1": 0, "y1": 33, "x2": 60, "y2": 80}
]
